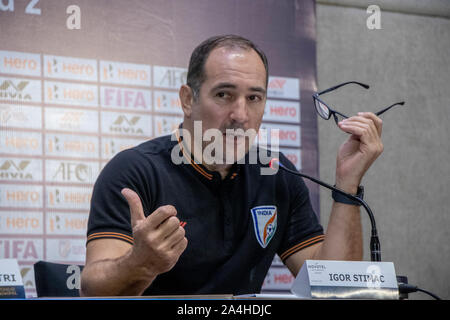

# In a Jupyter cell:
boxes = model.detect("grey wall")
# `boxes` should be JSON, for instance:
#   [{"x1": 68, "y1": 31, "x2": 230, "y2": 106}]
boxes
[{"x1": 315, "y1": 0, "x2": 450, "y2": 299}]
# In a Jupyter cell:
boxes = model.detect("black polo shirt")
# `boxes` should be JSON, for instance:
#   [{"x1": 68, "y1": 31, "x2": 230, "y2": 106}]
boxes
[{"x1": 86, "y1": 128, "x2": 324, "y2": 295}]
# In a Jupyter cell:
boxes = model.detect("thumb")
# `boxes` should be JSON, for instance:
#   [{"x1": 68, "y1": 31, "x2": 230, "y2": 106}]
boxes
[{"x1": 121, "y1": 188, "x2": 146, "y2": 229}]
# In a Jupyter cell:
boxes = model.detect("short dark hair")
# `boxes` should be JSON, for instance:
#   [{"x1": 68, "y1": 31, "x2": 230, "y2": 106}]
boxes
[{"x1": 186, "y1": 35, "x2": 269, "y2": 100}]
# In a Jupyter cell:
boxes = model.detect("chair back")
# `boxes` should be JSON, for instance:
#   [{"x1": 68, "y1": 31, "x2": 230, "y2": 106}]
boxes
[{"x1": 33, "y1": 261, "x2": 84, "y2": 297}]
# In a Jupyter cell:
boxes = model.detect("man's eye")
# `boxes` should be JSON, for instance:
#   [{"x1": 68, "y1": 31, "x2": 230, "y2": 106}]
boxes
[
  {"x1": 248, "y1": 95, "x2": 261, "y2": 102},
  {"x1": 216, "y1": 92, "x2": 230, "y2": 99}
]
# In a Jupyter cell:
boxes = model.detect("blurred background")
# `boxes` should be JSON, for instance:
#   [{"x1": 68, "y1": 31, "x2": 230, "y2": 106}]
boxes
[{"x1": 316, "y1": 0, "x2": 450, "y2": 300}]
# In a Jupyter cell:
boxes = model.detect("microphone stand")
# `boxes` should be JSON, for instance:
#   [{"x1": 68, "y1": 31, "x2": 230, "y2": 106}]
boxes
[
  {"x1": 270, "y1": 159, "x2": 381, "y2": 262},
  {"x1": 270, "y1": 159, "x2": 442, "y2": 299}
]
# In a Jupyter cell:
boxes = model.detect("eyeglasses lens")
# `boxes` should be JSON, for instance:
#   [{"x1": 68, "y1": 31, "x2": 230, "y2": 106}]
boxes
[{"x1": 315, "y1": 99, "x2": 330, "y2": 119}]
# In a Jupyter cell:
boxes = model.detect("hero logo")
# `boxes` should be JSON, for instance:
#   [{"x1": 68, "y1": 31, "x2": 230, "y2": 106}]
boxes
[
  {"x1": 3, "y1": 136, "x2": 39, "y2": 150},
  {"x1": 260, "y1": 124, "x2": 300, "y2": 147},
  {"x1": 280, "y1": 130, "x2": 297, "y2": 141},
  {"x1": 2, "y1": 52, "x2": 39, "y2": 74},
  {"x1": 1, "y1": 212, "x2": 42, "y2": 234},
  {"x1": 270, "y1": 105, "x2": 296, "y2": 117},
  {"x1": 103, "y1": 63, "x2": 149, "y2": 82},
  {"x1": 47, "y1": 136, "x2": 96, "y2": 154},
  {"x1": 273, "y1": 272, "x2": 294, "y2": 285},
  {"x1": 0, "y1": 160, "x2": 32, "y2": 180},
  {"x1": 4, "y1": 190, "x2": 40, "y2": 203},
  {"x1": 47, "y1": 58, "x2": 95, "y2": 77},
  {"x1": 48, "y1": 188, "x2": 91, "y2": 208},
  {"x1": 264, "y1": 100, "x2": 300, "y2": 123},
  {"x1": 109, "y1": 115, "x2": 143, "y2": 135},
  {"x1": 48, "y1": 214, "x2": 87, "y2": 234},
  {"x1": 103, "y1": 139, "x2": 137, "y2": 159},
  {"x1": 47, "y1": 84, "x2": 95, "y2": 103},
  {"x1": 262, "y1": 268, "x2": 294, "y2": 289},
  {"x1": 3, "y1": 56, "x2": 37, "y2": 70},
  {"x1": 155, "y1": 116, "x2": 182, "y2": 136},
  {"x1": 155, "y1": 92, "x2": 182, "y2": 111}
]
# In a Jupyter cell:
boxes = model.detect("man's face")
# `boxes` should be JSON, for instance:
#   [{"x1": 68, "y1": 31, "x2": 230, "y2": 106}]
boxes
[{"x1": 186, "y1": 46, "x2": 267, "y2": 164}]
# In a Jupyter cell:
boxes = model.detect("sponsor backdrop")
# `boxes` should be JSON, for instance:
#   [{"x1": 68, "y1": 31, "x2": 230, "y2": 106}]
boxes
[{"x1": 0, "y1": 0, "x2": 318, "y2": 297}]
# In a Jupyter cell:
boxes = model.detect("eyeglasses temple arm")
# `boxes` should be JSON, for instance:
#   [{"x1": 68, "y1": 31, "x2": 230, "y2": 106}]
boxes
[
  {"x1": 375, "y1": 101, "x2": 405, "y2": 116},
  {"x1": 316, "y1": 81, "x2": 370, "y2": 96}
]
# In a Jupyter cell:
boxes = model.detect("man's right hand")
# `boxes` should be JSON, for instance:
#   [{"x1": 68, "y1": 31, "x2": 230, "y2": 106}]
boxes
[{"x1": 121, "y1": 188, "x2": 188, "y2": 278}]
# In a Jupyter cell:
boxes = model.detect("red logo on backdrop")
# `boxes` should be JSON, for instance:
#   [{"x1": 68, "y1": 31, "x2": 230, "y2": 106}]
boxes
[
  {"x1": 270, "y1": 106, "x2": 297, "y2": 118},
  {"x1": 279, "y1": 130, "x2": 297, "y2": 141},
  {"x1": 268, "y1": 78, "x2": 287, "y2": 89}
]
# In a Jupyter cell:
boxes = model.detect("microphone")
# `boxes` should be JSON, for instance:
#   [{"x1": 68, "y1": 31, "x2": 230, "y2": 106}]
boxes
[{"x1": 269, "y1": 158, "x2": 381, "y2": 262}]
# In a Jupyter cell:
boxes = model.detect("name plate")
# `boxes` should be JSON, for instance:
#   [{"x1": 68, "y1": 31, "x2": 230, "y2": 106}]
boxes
[
  {"x1": 291, "y1": 260, "x2": 398, "y2": 299},
  {"x1": 0, "y1": 259, "x2": 25, "y2": 299}
]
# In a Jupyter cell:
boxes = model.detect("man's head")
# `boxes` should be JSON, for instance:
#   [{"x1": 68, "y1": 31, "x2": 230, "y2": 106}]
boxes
[
  {"x1": 179, "y1": 35, "x2": 269, "y2": 166},
  {"x1": 186, "y1": 35, "x2": 269, "y2": 101}
]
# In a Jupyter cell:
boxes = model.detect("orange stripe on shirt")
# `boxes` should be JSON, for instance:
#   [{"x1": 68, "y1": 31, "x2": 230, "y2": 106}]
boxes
[
  {"x1": 279, "y1": 234, "x2": 325, "y2": 261},
  {"x1": 175, "y1": 129, "x2": 213, "y2": 180},
  {"x1": 87, "y1": 232, "x2": 134, "y2": 244}
]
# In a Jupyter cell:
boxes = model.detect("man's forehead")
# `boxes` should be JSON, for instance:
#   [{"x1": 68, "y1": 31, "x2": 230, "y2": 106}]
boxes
[{"x1": 203, "y1": 46, "x2": 267, "y2": 87}]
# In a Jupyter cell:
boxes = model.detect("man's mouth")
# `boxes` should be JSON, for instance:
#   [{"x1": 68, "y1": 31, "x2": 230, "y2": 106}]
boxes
[{"x1": 223, "y1": 132, "x2": 245, "y2": 143}]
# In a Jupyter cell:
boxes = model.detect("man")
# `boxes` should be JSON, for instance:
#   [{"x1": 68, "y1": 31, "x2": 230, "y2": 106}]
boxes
[{"x1": 80, "y1": 35, "x2": 383, "y2": 296}]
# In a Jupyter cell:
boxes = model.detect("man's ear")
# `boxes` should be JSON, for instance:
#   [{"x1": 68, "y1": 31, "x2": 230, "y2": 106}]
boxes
[{"x1": 179, "y1": 85, "x2": 194, "y2": 118}]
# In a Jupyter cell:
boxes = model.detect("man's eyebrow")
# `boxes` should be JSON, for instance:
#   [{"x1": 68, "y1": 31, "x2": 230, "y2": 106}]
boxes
[
  {"x1": 211, "y1": 82, "x2": 266, "y2": 94},
  {"x1": 211, "y1": 82, "x2": 237, "y2": 91},
  {"x1": 249, "y1": 86, "x2": 266, "y2": 94}
]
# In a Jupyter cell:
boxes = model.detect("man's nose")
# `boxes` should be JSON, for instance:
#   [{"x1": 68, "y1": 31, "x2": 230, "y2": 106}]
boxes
[{"x1": 230, "y1": 96, "x2": 249, "y2": 124}]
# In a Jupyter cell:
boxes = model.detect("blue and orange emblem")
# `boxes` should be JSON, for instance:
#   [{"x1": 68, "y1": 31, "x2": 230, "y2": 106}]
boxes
[{"x1": 251, "y1": 205, "x2": 277, "y2": 248}]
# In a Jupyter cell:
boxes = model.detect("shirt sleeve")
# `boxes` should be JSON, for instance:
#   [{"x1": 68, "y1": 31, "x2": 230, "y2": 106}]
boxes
[
  {"x1": 86, "y1": 148, "x2": 153, "y2": 246},
  {"x1": 276, "y1": 155, "x2": 325, "y2": 262}
]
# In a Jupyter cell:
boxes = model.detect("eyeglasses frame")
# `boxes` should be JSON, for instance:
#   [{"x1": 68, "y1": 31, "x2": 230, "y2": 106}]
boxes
[{"x1": 312, "y1": 81, "x2": 405, "y2": 125}]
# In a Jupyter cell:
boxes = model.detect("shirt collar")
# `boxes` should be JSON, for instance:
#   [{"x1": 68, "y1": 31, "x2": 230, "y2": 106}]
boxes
[{"x1": 174, "y1": 124, "x2": 241, "y2": 182}]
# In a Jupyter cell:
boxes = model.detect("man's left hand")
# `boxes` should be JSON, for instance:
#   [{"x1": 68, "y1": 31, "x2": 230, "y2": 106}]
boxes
[{"x1": 335, "y1": 112, "x2": 384, "y2": 193}]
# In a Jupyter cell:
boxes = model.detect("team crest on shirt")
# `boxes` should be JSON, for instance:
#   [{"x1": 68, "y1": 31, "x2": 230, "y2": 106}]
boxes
[{"x1": 251, "y1": 205, "x2": 277, "y2": 248}]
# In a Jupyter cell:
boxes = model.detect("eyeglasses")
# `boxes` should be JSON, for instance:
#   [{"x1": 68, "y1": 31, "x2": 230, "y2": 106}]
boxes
[{"x1": 313, "y1": 81, "x2": 405, "y2": 125}]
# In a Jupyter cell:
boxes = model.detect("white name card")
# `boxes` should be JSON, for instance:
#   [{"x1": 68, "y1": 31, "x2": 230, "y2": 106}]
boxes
[
  {"x1": 0, "y1": 259, "x2": 25, "y2": 299},
  {"x1": 291, "y1": 260, "x2": 399, "y2": 299}
]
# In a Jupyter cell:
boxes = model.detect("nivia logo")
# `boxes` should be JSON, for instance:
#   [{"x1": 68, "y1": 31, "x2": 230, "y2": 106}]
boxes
[
  {"x1": 0, "y1": 160, "x2": 32, "y2": 180},
  {"x1": 0, "y1": 80, "x2": 31, "y2": 101},
  {"x1": 109, "y1": 115, "x2": 143, "y2": 135},
  {"x1": 251, "y1": 205, "x2": 277, "y2": 248}
]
